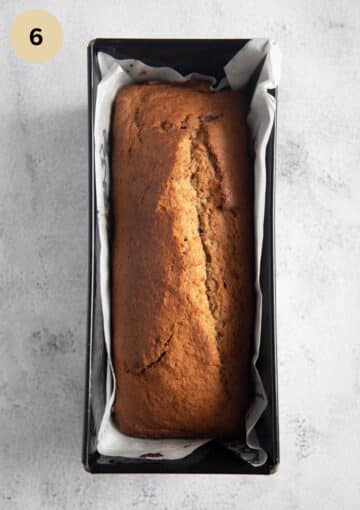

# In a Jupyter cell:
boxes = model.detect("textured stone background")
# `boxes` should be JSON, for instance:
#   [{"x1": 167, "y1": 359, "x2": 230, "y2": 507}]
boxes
[{"x1": 1, "y1": 0, "x2": 360, "y2": 508}]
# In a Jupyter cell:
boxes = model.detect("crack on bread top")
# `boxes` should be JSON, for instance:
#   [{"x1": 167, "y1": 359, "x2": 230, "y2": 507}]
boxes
[
  {"x1": 125, "y1": 334, "x2": 173, "y2": 376},
  {"x1": 134, "y1": 107, "x2": 143, "y2": 141},
  {"x1": 199, "y1": 113, "x2": 224, "y2": 123},
  {"x1": 189, "y1": 119, "x2": 231, "y2": 397}
]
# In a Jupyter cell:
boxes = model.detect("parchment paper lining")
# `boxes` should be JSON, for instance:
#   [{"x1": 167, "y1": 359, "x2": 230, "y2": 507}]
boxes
[{"x1": 94, "y1": 39, "x2": 281, "y2": 465}]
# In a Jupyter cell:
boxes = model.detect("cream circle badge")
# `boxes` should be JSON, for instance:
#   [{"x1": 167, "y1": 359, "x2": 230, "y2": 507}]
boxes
[{"x1": 9, "y1": 10, "x2": 63, "y2": 63}]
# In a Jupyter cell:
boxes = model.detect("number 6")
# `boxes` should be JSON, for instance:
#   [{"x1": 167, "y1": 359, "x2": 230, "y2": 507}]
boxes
[{"x1": 30, "y1": 28, "x2": 43, "y2": 46}]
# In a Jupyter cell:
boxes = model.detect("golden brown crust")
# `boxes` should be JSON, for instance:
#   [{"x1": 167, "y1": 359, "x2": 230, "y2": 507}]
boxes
[{"x1": 111, "y1": 80, "x2": 254, "y2": 438}]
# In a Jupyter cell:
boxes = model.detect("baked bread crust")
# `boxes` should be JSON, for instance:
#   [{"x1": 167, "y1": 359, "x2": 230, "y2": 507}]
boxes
[{"x1": 111, "y1": 81, "x2": 254, "y2": 438}]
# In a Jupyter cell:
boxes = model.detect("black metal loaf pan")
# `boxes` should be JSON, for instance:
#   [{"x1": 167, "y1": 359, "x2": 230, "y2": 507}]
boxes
[{"x1": 83, "y1": 39, "x2": 279, "y2": 474}]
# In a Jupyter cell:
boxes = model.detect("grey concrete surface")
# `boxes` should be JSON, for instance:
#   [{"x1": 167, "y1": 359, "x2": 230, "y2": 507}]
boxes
[{"x1": 1, "y1": 0, "x2": 360, "y2": 508}]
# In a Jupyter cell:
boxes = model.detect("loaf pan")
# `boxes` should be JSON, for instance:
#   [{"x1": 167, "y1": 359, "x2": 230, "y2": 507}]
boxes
[{"x1": 83, "y1": 38, "x2": 279, "y2": 474}]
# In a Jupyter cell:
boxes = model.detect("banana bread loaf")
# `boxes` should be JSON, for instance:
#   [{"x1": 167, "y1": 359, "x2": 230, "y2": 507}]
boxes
[{"x1": 111, "y1": 80, "x2": 254, "y2": 438}]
